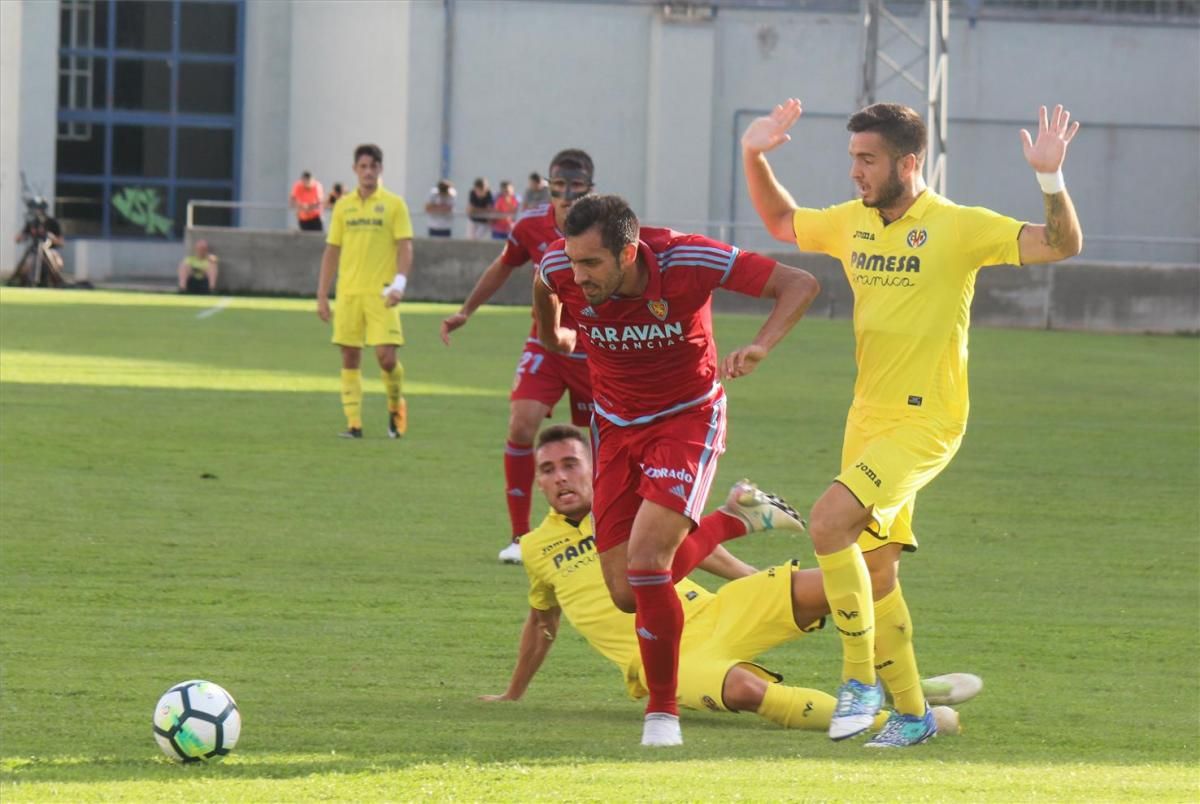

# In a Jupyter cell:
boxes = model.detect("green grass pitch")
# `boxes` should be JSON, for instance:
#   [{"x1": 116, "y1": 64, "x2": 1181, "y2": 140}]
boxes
[{"x1": 1, "y1": 288, "x2": 1197, "y2": 801}]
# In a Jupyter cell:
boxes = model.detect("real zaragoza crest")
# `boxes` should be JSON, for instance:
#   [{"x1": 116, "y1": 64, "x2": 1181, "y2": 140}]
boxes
[{"x1": 647, "y1": 299, "x2": 668, "y2": 320}]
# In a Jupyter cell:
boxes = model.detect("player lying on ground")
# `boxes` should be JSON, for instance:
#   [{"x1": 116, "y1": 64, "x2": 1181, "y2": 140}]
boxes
[{"x1": 479, "y1": 425, "x2": 982, "y2": 737}]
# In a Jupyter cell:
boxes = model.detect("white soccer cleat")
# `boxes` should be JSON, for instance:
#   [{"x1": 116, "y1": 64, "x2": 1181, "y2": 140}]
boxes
[
  {"x1": 641, "y1": 712, "x2": 683, "y2": 747},
  {"x1": 719, "y1": 480, "x2": 806, "y2": 534},
  {"x1": 930, "y1": 705, "x2": 961, "y2": 736},
  {"x1": 498, "y1": 542, "x2": 523, "y2": 565},
  {"x1": 921, "y1": 673, "x2": 983, "y2": 706}
]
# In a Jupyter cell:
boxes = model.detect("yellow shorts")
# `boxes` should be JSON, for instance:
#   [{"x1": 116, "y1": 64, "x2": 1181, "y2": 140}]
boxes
[
  {"x1": 632, "y1": 563, "x2": 822, "y2": 712},
  {"x1": 836, "y1": 410, "x2": 964, "y2": 554},
  {"x1": 331, "y1": 292, "x2": 405, "y2": 347}
]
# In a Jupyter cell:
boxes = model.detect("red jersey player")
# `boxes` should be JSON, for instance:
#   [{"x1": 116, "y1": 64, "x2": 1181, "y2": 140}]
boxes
[
  {"x1": 533, "y1": 194, "x2": 820, "y2": 747},
  {"x1": 440, "y1": 150, "x2": 596, "y2": 564}
]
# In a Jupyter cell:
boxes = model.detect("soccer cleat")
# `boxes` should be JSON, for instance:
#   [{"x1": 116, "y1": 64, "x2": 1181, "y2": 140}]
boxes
[
  {"x1": 498, "y1": 541, "x2": 523, "y2": 565},
  {"x1": 829, "y1": 678, "x2": 885, "y2": 741},
  {"x1": 921, "y1": 672, "x2": 983, "y2": 706},
  {"x1": 864, "y1": 705, "x2": 938, "y2": 748},
  {"x1": 338, "y1": 427, "x2": 363, "y2": 439},
  {"x1": 387, "y1": 399, "x2": 408, "y2": 439},
  {"x1": 719, "y1": 479, "x2": 806, "y2": 534},
  {"x1": 930, "y1": 705, "x2": 961, "y2": 736},
  {"x1": 641, "y1": 712, "x2": 683, "y2": 747}
]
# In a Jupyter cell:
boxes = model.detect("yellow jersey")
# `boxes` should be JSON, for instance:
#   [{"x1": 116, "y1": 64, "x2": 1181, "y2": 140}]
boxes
[
  {"x1": 793, "y1": 191, "x2": 1024, "y2": 425},
  {"x1": 521, "y1": 511, "x2": 714, "y2": 698},
  {"x1": 327, "y1": 184, "x2": 413, "y2": 295}
]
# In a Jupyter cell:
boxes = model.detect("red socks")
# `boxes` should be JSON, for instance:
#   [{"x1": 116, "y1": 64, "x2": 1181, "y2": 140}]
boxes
[
  {"x1": 628, "y1": 569, "x2": 683, "y2": 716},
  {"x1": 669, "y1": 510, "x2": 746, "y2": 581},
  {"x1": 503, "y1": 441, "x2": 534, "y2": 538}
]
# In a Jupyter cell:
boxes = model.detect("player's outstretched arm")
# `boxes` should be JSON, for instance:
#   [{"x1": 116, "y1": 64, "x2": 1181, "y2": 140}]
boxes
[
  {"x1": 1017, "y1": 104, "x2": 1083, "y2": 265},
  {"x1": 721, "y1": 263, "x2": 819, "y2": 379},
  {"x1": 741, "y1": 99, "x2": 804, "y2": 243},
  {"x1": 441, "y1": 254, "x2": 520, "y2": 345},
  {"x1": 479, "y1": 606, "x2": 561, "y2": 702},
  {"x1": 694, "y1": 545, "x2": 757, "y2": 581}
]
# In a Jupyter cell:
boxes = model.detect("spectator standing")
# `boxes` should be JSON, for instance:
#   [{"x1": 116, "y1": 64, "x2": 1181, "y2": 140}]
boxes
[
  {"x1": 425, "y1": 180, "x2": 456, "y2": 237},
  {"x1": 521, "y1": 172, "x2": 550, "y2": 211},
  {"x1": 290, "y1": 170, "x2": 325, "y2": 232},
  {"x1": 491, "y1": 180, "x2": 520, "y2": 240},
  {"x1": 467, "y1": 177, "x2": 494, "y2": 240},
  {"x1": 326, "y1": 182, "x2": 345, "y2": 211}
]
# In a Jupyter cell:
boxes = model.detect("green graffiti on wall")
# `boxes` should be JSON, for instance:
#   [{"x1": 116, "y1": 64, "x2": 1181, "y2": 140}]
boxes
[{"x1": 111, "y1": 187, "x2": 172, "y2": 236}]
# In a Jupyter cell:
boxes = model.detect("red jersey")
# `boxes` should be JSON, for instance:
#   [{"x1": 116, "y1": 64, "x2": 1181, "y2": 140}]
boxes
[
  {"x1": 498, "y1": 203, "x2": 584, "y2": 354},
  {"x1": 538, "y1": 227, "x2": 775, "y2": 426}
]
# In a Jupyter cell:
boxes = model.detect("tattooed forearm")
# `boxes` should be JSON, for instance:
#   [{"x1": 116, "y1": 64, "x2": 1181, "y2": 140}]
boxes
[{"x1": 1041, "y1": 190, "x2": 1082, "y2": 256}]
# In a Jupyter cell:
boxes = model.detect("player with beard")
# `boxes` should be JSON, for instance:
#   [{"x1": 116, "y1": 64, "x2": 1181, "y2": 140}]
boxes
[
  {"x1": 441, "y1": 150, "x2": 596, "y2": 564},
  {"x1": 533, "y1": 194, "x2": 821, "y2": 746},
  {"x1": 740, "y1": 99, "x2": 1081, "y2": 747}
]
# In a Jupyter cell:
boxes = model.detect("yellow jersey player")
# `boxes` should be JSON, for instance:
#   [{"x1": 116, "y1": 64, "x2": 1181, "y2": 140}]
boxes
[
  {"x1": 317, "y1": 144, "x2": 414, "y2": 439},
  {"x1": 741, "y1": 99, "x2": 1081, "y2": 747},
  {"x1": 480, "y1": 424, "x2": 982, "y2": 743}
]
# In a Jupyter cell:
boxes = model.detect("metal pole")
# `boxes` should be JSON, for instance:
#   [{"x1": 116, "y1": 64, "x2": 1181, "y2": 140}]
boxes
[{"x1": 440, "y1": 0, "x2": 455, "y2": 182}]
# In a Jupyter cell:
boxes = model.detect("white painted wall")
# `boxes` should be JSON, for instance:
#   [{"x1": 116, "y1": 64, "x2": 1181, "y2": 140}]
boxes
[{"x1": 2, "y1": 0, "x2": 59, "y2": 275}]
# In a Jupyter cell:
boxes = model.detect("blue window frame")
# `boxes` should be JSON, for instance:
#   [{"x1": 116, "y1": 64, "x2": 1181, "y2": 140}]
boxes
[{"x1": 56, "y1": 0, "x2": 244, "y2": 239}]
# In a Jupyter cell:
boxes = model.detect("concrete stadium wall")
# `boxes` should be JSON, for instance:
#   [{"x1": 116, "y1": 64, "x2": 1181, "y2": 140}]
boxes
[{"x1": 188, "y1": 227, "x2": 1200, "y2": 335}]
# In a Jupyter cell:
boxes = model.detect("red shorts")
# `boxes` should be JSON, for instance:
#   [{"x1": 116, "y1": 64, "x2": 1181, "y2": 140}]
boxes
[
  {"x1": 510, "y1": 340, "x2": 593, "y2": 427},
  {"x1": 590, "y1": 394, "x2": 727, "y2": 553}
]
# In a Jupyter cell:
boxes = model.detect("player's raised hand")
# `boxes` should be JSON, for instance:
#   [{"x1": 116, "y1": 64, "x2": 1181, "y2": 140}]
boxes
[
  {"x1": 720, "y1": 344, "x2": 768, "y2": 380},
  {"x1": 440, "y1": 312, "x2": 468, "y2": 345},
  {"x1": 741, "y1": 98, "x2": 803, "y2": 156},
  {"x1": 1020, "y1": 104, "x2": 1080, "y2": 174}
]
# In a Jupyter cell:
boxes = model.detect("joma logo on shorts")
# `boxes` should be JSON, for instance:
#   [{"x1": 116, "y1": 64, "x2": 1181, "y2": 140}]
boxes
[{"x1": 855, "y1": 461, "x2": 882, "y2": 487}]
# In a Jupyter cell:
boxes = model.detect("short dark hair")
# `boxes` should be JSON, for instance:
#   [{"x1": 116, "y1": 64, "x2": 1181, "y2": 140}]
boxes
[
  {"x1": 301, "y1": 170, "x2": 312, "y2": 180},
  {"x1": 529, "y1": 171, "x2": 542, "y2": 182},
  {"x1": 847, "y1": 104, "x2": 926, "y2": 163},
  {"x1": 549, "y1": 148, "x2": 594, "y2": 179},
  {"x1": 563, "y1": 194, "x2": 638, "y2": 260},
  {"x1": 536, "y1": 424, "x2": 589, "y2": 453},
  {"x1": 354, "y1": 144, "x2": 383, "y2": 164}
]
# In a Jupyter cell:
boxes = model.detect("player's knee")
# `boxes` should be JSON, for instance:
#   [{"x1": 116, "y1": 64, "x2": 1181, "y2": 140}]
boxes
[
  {"x1": 721, "y1": 667, "x2": 766, "y2": 712},
  {"x1": 507, "y1": 410, "x2": 541, "y2": 444},
  {"x1": 610, "y1": 588, "x2": 636, "y2": 614}
]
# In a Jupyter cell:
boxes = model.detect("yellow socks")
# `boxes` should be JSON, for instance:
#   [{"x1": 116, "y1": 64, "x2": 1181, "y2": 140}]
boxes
[
  {"x1": 757, "y1": 684, "x2": 888, "y2": 731},
  {"x1": 873, "y1": 583, "x2": 924, "y2": 715},
  {"x1": 382, "y1": 363, "x2": 405, "y2": 411},
  {"x1": 816, "y1": 544, "x2": 876, "y2": 684},
  {"x1": 340, "y1": 369, "x2": 363, "y2": 429}
]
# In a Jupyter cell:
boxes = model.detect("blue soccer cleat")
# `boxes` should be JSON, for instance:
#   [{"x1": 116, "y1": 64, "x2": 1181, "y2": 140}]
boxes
[
  {"x1": 829, "y1": 678, "x2": 885, "y2": 740},
  {"x1": 864, "y1": 705, "x2": 938, "y2": 748}
]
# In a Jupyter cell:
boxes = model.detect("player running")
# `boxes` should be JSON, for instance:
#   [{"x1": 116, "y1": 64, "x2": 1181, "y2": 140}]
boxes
[
  {"x1": 534, "y1": 194, "x2": 820, "y2": 746},
  {"x1": 741, "y1": 99, "x2": 1081, "y2": 747},
  {"x1": 440, "y1": 149, "x2": 596, "y2": 564}
]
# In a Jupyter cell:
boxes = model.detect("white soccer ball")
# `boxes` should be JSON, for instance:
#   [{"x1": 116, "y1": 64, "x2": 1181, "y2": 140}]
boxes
[{"x1": 152, "y1": 679, "x2": 241, "y2": 762}]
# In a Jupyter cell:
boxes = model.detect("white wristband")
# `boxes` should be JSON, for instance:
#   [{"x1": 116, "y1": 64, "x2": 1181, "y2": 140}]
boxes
[
  {"x1": 383, "y1": 274, "x2": 408, "y2": 297},
  {"x1": 1036, "y1": 169, "x2": 1065, "y2": 194}
]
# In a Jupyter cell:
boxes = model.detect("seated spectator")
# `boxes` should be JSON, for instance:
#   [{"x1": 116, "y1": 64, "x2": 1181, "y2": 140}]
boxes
[
  {"x1": 425, "y1": 180, "x2": 456, "y2": 237},
  {"x1": 178, "y1": 239, "x2": 219, "y2": 294},
  {"x1": 521, "y1": 171, "x2": 550, "y2": 211},
  {"x1": 10, "y1": 198, "x2": 67, "y2": 287},
  {"x1": 491, "y1": 180, "x2": 520, "y2": 240},
  {"x1": 467, "y1": 178, "x2": 494, "y2": 240}
]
